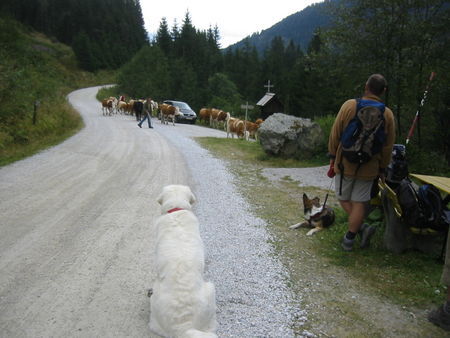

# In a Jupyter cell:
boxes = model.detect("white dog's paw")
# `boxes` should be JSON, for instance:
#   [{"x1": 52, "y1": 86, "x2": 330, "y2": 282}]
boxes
[
  {"x1": 290, "y1": 221, "x2": 310, "y2": 229},
  {"x1": 289, "y1": 223, "x2": 302, "y2": 229},
  {"x1": 306, "y1": 228, "x2": 320, "y2": 236}
]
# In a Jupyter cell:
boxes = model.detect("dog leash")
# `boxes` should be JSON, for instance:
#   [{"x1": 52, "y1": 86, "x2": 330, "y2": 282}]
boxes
[{"x1": 321, "y1": 178, "x2": 334, "y2": 213}]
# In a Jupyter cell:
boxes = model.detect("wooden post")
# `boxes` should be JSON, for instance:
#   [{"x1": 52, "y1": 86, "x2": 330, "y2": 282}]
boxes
[
  {"x1": 240, "y1": 102, "x2": 254, "y2": 140},
  {"x1": 33, "y1": 100, "x2": 40, "y2": 125}
]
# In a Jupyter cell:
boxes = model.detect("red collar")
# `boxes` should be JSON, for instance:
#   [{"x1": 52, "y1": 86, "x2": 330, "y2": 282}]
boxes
[{"x1": 167, "y1": 207, "x2": 184, "y2": 214}]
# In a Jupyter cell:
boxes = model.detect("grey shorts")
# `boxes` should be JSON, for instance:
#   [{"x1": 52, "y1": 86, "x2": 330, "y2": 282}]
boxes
[{"x1": 335, "y1": 174, "x2": 373, "y2": 202}]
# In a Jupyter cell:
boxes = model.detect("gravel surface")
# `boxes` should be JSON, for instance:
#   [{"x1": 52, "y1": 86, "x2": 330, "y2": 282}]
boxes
[
  {"x1": 0, "y1": 86, "x2": 309, "y2": 337},
  {"x1": 158, "y1": 126, "x2": 311, "y2": 337}
]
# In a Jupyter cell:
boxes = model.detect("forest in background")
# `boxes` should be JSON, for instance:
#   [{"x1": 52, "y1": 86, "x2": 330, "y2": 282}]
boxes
[
  {"x1": 0, "y1": 0, "x2": 148, "y2": 71},
  {"x1": 118, "y1": 0, "x2": 449, "y2": 173},
  {"x1": 0, "y1": 16, "x2": 117, "y2": 165},
  {"x1": 1, "y1": 0, "x2": 449, "y2": 174},
  {"x1": 226, "y1": 0, "x2": 333, "y2": 55}
]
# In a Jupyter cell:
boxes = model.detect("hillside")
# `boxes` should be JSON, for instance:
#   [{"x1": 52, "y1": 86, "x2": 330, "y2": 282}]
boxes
[
  {"x1": 0, "y1": 17, "x2": 113, "y2": 166},
  {"x1": 226, "y1": 0, "x2": 333, "y2": 53},
  {"x1": 0, "y1": 0, "x2": 148, "y2": 72}
]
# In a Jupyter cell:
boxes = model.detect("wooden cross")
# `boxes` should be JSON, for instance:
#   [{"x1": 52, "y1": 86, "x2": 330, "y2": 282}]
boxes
[{"x1": 264, "y1": 80, "x2": 274, "y2": 93}]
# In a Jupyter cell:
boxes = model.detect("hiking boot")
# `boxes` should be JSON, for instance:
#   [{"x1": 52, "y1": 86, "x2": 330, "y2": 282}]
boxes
[
  {"x1": 341, "y1": 235, "x2": 355, "y2": 252},
  {"x1": 359, "y1": 223, "x2": 376, "y2": 249},
  {"x1": 428, "y1": 305, "x2": 450, "y2": 331}
]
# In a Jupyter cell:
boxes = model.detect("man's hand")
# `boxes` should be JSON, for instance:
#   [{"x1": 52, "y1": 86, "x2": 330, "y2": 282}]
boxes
[{"x1": 327, "y1": 160, "x2": 336, "y2": 178}]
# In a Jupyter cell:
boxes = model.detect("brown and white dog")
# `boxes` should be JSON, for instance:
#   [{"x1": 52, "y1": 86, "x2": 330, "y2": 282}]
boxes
[
  {"x1": 290, "y1": 193, "x2": 335, "y2": 236},
  {"x1": 149, "y1": 185, "x2": 217, "y2": 338}
]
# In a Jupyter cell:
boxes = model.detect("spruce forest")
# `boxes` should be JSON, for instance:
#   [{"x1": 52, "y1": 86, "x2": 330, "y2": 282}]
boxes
[
  {"x1": 0, "y1": 0, "x2": 148, "y2": 71},
  {"x1": 1, "y1": 0, "x2": 449, "y2": 173}
]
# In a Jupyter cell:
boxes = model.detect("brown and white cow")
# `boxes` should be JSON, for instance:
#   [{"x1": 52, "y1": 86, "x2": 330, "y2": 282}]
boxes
[
  {"x1": 226, "y1": 116, "x2": 245, "y2": 139},
  {"x1": 198, "y1": 108, "x2": 212, "y2": 124},
  {"x1": 159, "y1": 103, "x2": 181, "y2": 125},
  {"x1": 101, "y1": 98, "x2": 113, "y2": 116}
]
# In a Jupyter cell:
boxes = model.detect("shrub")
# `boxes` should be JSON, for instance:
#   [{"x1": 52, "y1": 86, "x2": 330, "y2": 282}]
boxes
[{"x1": 314, "y1": 114, "x2": 335, "y2": 153}]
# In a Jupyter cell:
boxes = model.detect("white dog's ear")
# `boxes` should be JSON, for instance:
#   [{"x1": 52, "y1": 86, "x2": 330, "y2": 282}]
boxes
[
  {"x1": 157, "y1": 193, "x2": 164, "y2": 205},
  {"x1": 189, "y1": 192, "x2": 196, "y2": 205}
]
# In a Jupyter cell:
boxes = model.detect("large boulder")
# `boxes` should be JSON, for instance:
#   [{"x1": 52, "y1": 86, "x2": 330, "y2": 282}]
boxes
[{"x1": 258, "y1": 113, "x2": 323, "y2": 158}]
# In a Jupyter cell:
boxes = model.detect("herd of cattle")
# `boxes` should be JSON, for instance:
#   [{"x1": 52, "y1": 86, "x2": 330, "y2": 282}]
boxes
[
  {"x1": 101, "y1": 97, "x2": 180, "y2": 125},
  {"x1": 101, "y1": 97, "x2": 264, "y2": 140},
  {"x1": 198, "y1": 108, "x2": 263, "y2": 140}
]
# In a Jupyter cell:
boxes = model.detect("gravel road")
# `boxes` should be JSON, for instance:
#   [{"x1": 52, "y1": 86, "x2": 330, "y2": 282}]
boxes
[{"x1": 0, "y1": 86, "x2": 309, "y2": 337}]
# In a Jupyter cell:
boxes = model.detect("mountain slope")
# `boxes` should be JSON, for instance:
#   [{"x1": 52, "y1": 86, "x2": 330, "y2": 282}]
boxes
[{"x1": 226, "y1": 1, "x2": 333, "y2": 53}]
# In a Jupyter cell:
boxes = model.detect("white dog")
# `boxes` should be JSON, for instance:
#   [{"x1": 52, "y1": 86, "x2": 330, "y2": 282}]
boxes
[{"x1": 149, "y1": 185, "x2": 217, "y2": 338}]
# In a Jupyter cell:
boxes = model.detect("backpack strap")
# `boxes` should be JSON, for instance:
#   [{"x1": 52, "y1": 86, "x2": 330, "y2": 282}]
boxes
[
  {"x1": 357, "y1": 99, "x2": 386, "y2": 114},
  {"x1": 337, "y1": 98, "x2": 360, "y2": 196}
]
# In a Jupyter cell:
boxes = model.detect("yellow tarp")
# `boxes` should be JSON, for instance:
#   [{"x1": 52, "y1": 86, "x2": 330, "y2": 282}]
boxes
[
  {"x1": 410, "y1": 174, "x2": 450, "y2": 195},
  {"x1": 377, "y1": 174, "x2": 450, "y2": 218}
]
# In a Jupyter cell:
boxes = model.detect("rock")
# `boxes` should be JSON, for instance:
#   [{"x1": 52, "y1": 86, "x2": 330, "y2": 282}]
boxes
[{"x1": 258, "y1": 113, "x2": 324, "y2": 158}]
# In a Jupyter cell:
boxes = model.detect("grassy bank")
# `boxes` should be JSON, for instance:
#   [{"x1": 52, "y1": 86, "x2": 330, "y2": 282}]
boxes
[
  {"x1": 195, "y1": 136, "x2": 446, "y2": 309},
  {"x1": 0, "y1": 17, "x2": 115, "y2": 166}
]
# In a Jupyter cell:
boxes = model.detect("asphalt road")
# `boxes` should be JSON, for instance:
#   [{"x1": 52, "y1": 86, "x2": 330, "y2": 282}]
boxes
[{"x1": 0, "y1": 86, "x2": 226, "y2": 337}]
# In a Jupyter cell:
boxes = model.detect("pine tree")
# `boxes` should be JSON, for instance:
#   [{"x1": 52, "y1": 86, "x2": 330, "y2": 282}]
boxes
[
  {"x1": 117, "y1": 46, "x2": 170, "y2": 100},
  {"x1": 0, "y1": 0, "x2": 148, "y2": 71},
  {"x1": 72, "y1": 31, "x2": 97, "y2": 72},
  {"x1": 207, "y1": 73, "x2": 242, "y2": 114},
  {"x1": 325, "y1": 0, "x2": 449, "y2": 131},
  {"x1": 156, "y1": 17, "x2": 172, "y2": 56}
]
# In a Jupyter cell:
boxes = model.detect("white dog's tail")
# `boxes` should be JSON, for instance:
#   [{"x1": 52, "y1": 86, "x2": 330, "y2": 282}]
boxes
[{"x1": 183, "y1": 329, "x2": 218, "y2": 338}]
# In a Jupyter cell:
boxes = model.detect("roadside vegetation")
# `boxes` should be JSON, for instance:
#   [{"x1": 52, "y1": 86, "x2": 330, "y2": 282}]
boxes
[
  {"x1": 114, "y1": 1, "x2": 450, "y2": 174},
  {"x1": 195, "y1": 136, "x2": 447, "y2": 310},
  {"x1": 3, "y1": 0, "x2": 449, "y2": 175},
  {"x1": 0, "y1": 18, "x2": 115, "y2": 166}
]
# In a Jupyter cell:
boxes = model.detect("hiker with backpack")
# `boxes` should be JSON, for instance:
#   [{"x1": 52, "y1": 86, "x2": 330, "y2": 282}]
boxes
[{"x1": 328, "y1": 74, "x2": 396, "y2": 251}]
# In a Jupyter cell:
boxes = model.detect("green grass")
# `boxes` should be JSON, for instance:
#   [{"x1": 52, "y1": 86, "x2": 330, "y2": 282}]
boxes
[
  {"x1": 318, "y1": 209, "x2": 445, "y2": 306},
  {"x1": 197, "y1": 137, "x2": 327, "y2": 168},
  {"x1": 195, "y1": 136, "x2": 447, "y2": 308},
  {"x1": 0, "y1": 18, "x2": 116, "y2": 167},
  {"x1": 0, "y1": 104, "x2": 84, "y2": 166}
]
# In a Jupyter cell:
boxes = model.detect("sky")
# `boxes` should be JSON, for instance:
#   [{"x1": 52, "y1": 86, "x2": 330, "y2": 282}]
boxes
[{"x1": 140, "y1": 0, "x2": 321, "y2": 48}]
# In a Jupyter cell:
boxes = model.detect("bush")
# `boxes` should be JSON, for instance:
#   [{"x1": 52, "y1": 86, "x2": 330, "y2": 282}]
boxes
[
  {"x1": 406, "y1": 143, "x2": 450, "y2": 176},
  {"x1": 314, "y1": 114, "x2": 335, "y2": 153}
]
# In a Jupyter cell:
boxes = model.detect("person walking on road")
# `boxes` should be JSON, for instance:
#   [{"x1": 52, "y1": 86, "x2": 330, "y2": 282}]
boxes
[
  {"x1": 328, "y1": 74, "x2": 396, "y2": 251},
  {"x1": 138, "y1": 98, "x2": 154, "y2": 129}
]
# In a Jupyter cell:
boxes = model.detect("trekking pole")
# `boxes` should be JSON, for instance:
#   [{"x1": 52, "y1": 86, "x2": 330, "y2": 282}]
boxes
[{"x1": 405, "y1": 71, "x2": 436, "y2": 145}]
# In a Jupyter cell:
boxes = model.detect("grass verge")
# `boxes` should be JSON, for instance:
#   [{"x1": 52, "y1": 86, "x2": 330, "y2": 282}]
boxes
[
  {"x1": 195, "y1": 136, "x2": 446, "y2": 309},
  {"x1": 0, "y1": 18, "x2": 115, "y2": 167},
  {"x1": 0, "y1": 104, "x2": 84, "y2": 166}
]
